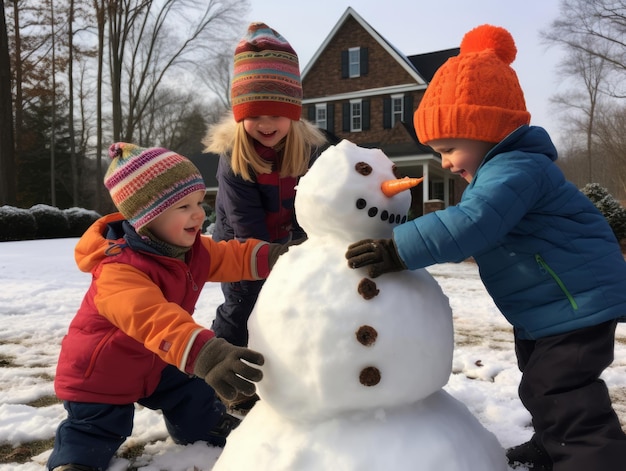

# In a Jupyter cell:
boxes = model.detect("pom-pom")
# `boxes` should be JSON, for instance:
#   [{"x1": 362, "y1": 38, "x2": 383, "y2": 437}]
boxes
[
  {"x1": 108, "y1": 142, "x2": 124, "y2": 159},
  {"x1": 460, "y1": 24, "x2": 517, "y2": 65}
]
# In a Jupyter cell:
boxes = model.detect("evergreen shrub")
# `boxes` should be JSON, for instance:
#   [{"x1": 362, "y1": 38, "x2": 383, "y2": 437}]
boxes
[
  {"x1": 64, "y1": 207, "x2": 101, "y2": 237},
  {"x1": 30, "y1": 204, "x2": 70, "y2": 239},
  {"x1": 581, "y1": 183, "x2": 626, "y2": 242},
  {"x1": 0, "y1": 206, "x2": 37, "y2": 241}
]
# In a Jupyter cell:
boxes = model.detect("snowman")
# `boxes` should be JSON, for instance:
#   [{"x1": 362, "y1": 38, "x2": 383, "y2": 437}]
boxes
[{"x1": 213, "y1": 140, "x2": 507, "y2": 470}]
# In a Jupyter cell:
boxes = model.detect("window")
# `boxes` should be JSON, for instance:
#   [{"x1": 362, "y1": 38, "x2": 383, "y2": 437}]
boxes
[
  {"x1": 431, "y1": 180, "x2": 445, "y2": 200},
  {"x1": 315, "y1": 104, "x2": 327, "y2": 130},
  {"x1": 383, "y1": 94, "x2": 412, "y2": 129},
  {"x1": 391, "y1": 95, "x2": 404, "y2": 127},
  {"x1": 342, "y1": 100, "x2": 369, "y2": 132},
  {"x1": 349, "y1": 48, "x2": 360, "y2": 78},
  {"x1": 341, "y1": 48, "x2": 368, "y2": 78},
  {"x1": 350, "y1": 100, "x2": 362, "y2": 132}
]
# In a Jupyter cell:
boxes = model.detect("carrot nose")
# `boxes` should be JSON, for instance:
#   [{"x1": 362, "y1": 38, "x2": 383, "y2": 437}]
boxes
[{"x1": 381, "y1": 177, "x2": 423, "y2": 197}]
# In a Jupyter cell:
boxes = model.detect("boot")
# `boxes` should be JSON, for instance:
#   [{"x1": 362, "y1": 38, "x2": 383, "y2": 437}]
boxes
[
  {"x1": 506, "y1": 436, "x2": 553, "y2": 470},
  {"x1": 208, "y1": 412, "x2": 241, "y2": 443}
]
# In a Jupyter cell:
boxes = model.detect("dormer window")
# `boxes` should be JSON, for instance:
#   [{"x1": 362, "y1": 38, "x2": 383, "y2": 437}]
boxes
[
  {"x1": 349, "y1": 48, "x2": 360, "y2": 77},
  {"x1": 341, "y1": 47, "x2": 368, "y2": 78}
]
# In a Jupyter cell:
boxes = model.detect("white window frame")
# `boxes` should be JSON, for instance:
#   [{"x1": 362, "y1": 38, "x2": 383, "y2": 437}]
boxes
[
  {"x1": 350, "y1": 99, "x2": 362, "y2": 132},
  {"x1": 315, "y1": 103, "x2": 327, "y2": 130},
  {"x1": 348, "y1": 47, "x2": 361, "y2": 78},
  {"x1": 391, "y1": 94, "x2": 404, "y2": 127}
]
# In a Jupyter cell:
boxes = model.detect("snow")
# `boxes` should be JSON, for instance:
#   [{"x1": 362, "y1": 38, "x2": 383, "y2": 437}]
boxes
[
  {"x1": 0, "y1": 208, "x2": 625, "y2": 468},
  {"x1": 0, "y1": 238, "x2": 625, "y2": 469}
]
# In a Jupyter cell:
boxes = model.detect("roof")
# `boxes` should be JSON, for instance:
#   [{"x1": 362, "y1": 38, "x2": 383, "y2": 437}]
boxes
[
  {"x1": 188, "y1": 153, "x2": 220, "y2": 190},
  {"x1": 408, "y1": 48, "x2": 460, "y2": 82},
  {"x1": 301, "y1": 7, "x2": 426, "y2": 85}
]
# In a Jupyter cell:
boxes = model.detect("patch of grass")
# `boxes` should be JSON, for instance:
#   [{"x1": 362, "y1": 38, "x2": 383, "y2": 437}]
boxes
[
  {"x1": 121, "y1": 443, "x2": 148, "y2": 471},
  {"x1": 26, "y1": 395, "x2": 61, "y2": 408},
  {"x1": 0, "y1": 438, "x2": 54, "y2": 464},
  {"x1": 0, "y1": 354, "x2": 16, "y2": 368},
  {"x1": 33, "y1": 372, "x2": 55, "y2": 382},
  {"x1": 609, "y1": 387, "x2": 626, "y2": 429}
]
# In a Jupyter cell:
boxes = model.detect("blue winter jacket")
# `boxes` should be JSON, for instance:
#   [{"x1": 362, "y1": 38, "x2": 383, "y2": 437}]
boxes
[{"x1": 394, "y1": 125, "x2": 626, "y2": 339}]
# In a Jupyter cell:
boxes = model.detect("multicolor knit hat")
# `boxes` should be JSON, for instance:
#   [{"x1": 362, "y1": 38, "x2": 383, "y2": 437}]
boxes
[
  {"x1": 104, "y1": 142, "x2": 206, "y2": 234},
  {"x1": 231, "y1": 22, "x2": 302, "y2": 122},
  {"x1": 414, "y1": 24, "x2": 531, "y2": 144}
]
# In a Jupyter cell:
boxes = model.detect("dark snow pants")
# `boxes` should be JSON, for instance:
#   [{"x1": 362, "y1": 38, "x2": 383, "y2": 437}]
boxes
[
  {"x1": 515, "y1": 319, "x2": 626, "y2": 471},
  {"x1": 212, "y1": 279, "x2": 265, "y2": 347},
  {"x1": 47, "y1": 365, "x2": 226, "y2": 471}
]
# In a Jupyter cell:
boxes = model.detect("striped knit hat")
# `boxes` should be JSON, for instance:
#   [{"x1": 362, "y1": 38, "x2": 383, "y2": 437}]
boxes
[
  {"x1": 231, "y1": 22, "x2": 302, "y2": 122},
  {"x1": 104, "y1": 143, "x2": 206, "y2": 234},
  {"x1": 415, "y1": 24, "x2": 531, "y2": 144}
]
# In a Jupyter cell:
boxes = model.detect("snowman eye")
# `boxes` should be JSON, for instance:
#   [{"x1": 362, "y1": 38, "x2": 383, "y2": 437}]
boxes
[
  {"x1": 392, "y1": 165, "x2": 401, "y2": 179},
  {"x1": 355, "y1": 162, "x2": 372, "y2": 176}
]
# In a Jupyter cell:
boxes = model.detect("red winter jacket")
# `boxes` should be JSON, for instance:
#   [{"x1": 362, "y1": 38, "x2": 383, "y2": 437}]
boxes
[{"x1": 54, "y1": 213, "x2": 269, "y2": 404}]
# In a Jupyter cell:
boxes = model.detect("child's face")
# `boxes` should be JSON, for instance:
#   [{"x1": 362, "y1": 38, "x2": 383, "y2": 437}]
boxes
[
  {"x1": 145, "y1": 190, "x2": 206, "y2": 247},
  {"x1": 428, "y1": 138, "x2": 495, "y2": 183},
  {"x1": 243, "y1": 115, "x2": 292, "y2": 148}
]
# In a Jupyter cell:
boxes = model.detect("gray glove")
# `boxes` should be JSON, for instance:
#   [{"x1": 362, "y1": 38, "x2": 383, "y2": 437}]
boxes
[
  {"x1": 193, "y1": 337, "x2": 264, "y2": 400},
  {"x1": 345, "y1": 238, "x2": 407, "y2": 278},
  {"x1": 267, "y1": 236, "x2": 307, "y2": 270}
]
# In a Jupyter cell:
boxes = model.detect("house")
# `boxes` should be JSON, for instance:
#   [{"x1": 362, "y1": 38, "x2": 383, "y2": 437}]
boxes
[
  {"x1": 193, "y1": 6, "x2": 464, "y2": 217},
  {"x1": 301, "y1": 6, "x2": 464, "y2": 216}
]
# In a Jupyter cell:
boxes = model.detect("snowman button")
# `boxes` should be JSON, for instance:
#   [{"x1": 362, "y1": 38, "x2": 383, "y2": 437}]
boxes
[
  {"x1": 356, "y1": 325, "x2": 378, "y2": 346},
  {"x1": 358, "y1": 278, "x2": 379, "y2": 300},
  {"x1": 359, "y1": 366, "x2": 381, "y2": 386}
]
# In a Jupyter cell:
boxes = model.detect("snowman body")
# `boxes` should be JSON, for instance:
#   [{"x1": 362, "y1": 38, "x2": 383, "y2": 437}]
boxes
[
  {"x1": 213, "y1": 141, "x2": 507, "y2": 470},
  {"x1": 215, "y1": 389, "x2": 506, "y2": 471}
]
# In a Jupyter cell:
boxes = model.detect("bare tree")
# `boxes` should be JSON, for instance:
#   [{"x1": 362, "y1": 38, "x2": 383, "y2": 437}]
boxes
[
  {"x1": 5, "y1": 0, "x2": 248, "y2": 210},
  {"x1": 549, "y1": 48, "x2": 608, "y2": 182},
  {"x1": 49, "y1": 0, "x2": 57, "y2": 206},
  {"x1": 0, "y1": 0, "x2": 17, "y2": 205},
  {"x1": 93, "y1": 0, "x2": 106, "y2": 211},
  {"x1": 542, "y1": 0, "x2": 626, "y2": 98},
  {"x1": 542, "y1": 0, "x2": 626, "y2": 200},
  {"x1": 107, "y1": 0, "x2": 247, "y2": 143},
  {"x1": 593, "y1": 102, "x2": 626, "y2": 195},
  {"x1": 199, "y1": 50, "x2": 235, "y2": 109}
]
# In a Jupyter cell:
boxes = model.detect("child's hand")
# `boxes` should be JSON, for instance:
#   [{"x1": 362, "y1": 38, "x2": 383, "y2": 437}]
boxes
[
  {"x1": 345, "y1": 238, "x2": 407, "y2": 278},
  {"x1": 193, "y1": 338, "x2": 264, "y2": 400}
]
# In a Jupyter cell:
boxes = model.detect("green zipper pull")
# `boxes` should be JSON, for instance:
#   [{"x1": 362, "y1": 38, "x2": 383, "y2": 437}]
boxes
[{"x1": 535, "y1": 254, "x2": 579, "y2": 310}]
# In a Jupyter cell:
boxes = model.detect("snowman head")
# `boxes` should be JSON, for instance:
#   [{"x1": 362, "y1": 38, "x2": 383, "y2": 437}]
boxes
[{"x1": 296, "y1": 140, "x2": 419, "y2": 241}]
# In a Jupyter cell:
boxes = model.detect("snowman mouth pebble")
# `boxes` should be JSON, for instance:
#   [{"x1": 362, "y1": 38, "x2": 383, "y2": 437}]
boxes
[
  {"x1": 354, "y1": 161, "x2": 411, "y2": 225},
  {"x1": 355, "y1": 198, "x2": 408, "y2": 225}
]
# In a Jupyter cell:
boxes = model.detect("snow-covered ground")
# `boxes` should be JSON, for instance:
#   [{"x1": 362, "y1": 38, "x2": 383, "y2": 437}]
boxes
[{"x1": 0, "y1": 238, "x2": 624, "y2": 470}]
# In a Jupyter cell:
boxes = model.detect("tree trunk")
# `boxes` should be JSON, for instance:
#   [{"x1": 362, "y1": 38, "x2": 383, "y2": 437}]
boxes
[{"x1": 0, "y1": 0, "x2": 16, "y2": 205}]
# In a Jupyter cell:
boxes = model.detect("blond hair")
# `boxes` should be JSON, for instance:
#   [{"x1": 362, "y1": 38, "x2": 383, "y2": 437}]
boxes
[{"x1": 204, "y1": 114, "x2": 327, "y2": 182}]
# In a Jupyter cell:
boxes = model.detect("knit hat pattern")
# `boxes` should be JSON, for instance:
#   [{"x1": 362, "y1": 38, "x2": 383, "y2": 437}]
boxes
[
  {"x1": 231, "y1": 22, "x2": 302, "y2": 122},
  {"x1": 104, "y1": 142, "x2": 206, "y2": 233},
  {"x1": 415, "y1": 24, "x2": 531, "y2": 144}
]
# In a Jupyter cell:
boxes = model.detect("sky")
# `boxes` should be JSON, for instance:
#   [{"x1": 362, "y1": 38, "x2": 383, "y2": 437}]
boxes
[
  {"x1": 245, "y1": 0, "x2": 567, "y2": 144},
  {"x1": 0, "y1": 238, "x2": 624, "y2": 470}
]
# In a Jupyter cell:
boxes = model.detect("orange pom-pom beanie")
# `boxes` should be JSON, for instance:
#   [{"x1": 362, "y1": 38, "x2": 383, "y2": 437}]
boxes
[{"x1": 414, "y1": 24, "x2": 531, "y2": 144}]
